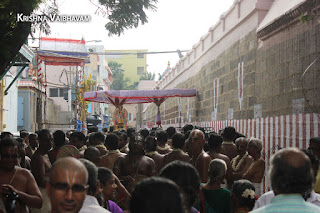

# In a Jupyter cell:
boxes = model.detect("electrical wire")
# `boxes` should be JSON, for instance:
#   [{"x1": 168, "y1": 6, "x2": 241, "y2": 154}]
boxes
[{"x1": 37, "y1": 49, "x2": 189, "y2": 55}]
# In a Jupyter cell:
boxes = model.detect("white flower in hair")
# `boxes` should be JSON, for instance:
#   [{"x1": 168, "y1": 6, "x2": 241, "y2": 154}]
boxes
[{"x1": 241, "y1": 189, "x2": 255, "y2": 199}]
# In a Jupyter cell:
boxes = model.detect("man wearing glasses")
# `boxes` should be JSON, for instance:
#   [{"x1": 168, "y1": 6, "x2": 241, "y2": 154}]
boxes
[
  {"x1": 0, "y1": 137, "x2": 42, "y2": 212},
  {"x1": 47, "y1": 157, "x2": 89, "y2": 213}
]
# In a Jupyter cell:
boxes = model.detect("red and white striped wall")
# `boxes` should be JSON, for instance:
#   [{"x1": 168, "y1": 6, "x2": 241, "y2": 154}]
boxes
[{"x1": 187, "y1": 113, "x2": 320, "y2": 193}]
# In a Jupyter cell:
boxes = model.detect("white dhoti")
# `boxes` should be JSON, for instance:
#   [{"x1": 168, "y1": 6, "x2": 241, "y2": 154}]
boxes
[
  {"x1": 253, "y1": 182, "x2": 262, "y2": 197},
  {"x1": 30, "y1": 187, "x2": 51, "y2": 213}
]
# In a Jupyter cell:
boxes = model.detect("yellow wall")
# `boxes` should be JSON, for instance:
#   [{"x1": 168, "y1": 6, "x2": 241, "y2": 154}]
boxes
[
  {"x1": 86, "y1": 54, "x2": 98, "y2": 71},
  {"x1": 105, "y1": 50, "x2": 147, "y2": 85}
]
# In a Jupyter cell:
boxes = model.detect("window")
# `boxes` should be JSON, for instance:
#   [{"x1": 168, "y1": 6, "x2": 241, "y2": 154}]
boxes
[
  {"x1": 59, "y1": 88, "x2": 65, "y2": 96},
  {"x1": 50, "y1": 88, "x2": 58, "y2": 97},
  {"x1": 137, "y1": 53, "x2": 144, "y2": 58},
  {"x1": 137, "y1": 67, "x2": 144, "y2": 75},
  {"x1": 59, "y1": 88, "x2": 68, "y2": 99},
  {"x1": 50, "y1": 88, "x2": 68, "y2": 98}
]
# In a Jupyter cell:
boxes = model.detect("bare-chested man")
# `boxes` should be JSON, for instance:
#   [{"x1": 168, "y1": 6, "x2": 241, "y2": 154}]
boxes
[
  {"x1": 166, "y1": 126, "x2": 176, "y2": 148},
  {"x1": 189, "y1": 129, "x2": 212, "y2": 183},
  {"x1": 113, "y1": 134, "x2": 156, "y2": 193},
  {"x1": 231, "y1": 137, "x2": 254, "y2": 181},
  {"x1": 48, "y1": 130, "x2": 66, "y2": 164},
  {"x1": 139, "y1": 128, "x2": 149, "y2": 141},
  {"x1": 91, "y1": 132, "x2": 108, "y2": 156},
  {"x1": 163, "y1": 133, "x2": 190, "y2": 166},
  {"x1": 31, "y1": 129, "x2": 53, "y2": 213},
  {"x1": 66, "y1": 131, "x2": 86, "y2": 158},
  {"x1": 46, "y1": 157, "x2": 88, "y2": 213},
  {"x1": 221, "y1": 126, "x2": 237, "y2": 160},
  {"x1": 20, "y1": 131, "x2": 29, "y2": 147},
  {"x1": 99, "y1": 133, "x2": 126, "y2": 170},
  {"x1": 156, "y1": 130, "x2": 172, "y2": 155},
  {"x1": 16, "y1": 138, "x2": 31, "y2": 170},
  {"x1": 26, "y1": 133, "x2": 38, "y2": 159},
  {"x1": 116, "y1": 132, "x2": 129, "y2": 154},
  {"x1": 207, "y1": 133, "x2": 233, "y2": 189},
  {"x1": 0, "y1": 138, "x2": 42, "y2": 213},
  {"x1": 243, "y1": 137, "x2": 265, "y2": 196},
  {"x1": 144, "y1": 136, "x2": 164, "y2": 174}
]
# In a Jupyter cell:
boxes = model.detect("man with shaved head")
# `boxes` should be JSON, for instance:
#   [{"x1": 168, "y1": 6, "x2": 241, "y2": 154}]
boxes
[
  {"x1": 47, "y1": 157, "x2": 88, "y2": 213},
  {"x1": 231, "y1": 137, "x2": 253, "y2": 181},
  {"x1": 242, "y1": 137, "x2": 265, "y2": 196},
  {"x1": 251, "y1": 147, "x2": 320, "y2": 212},
  {"x1": 188, "y1": 129, "x2": 211, "y2": 183}
]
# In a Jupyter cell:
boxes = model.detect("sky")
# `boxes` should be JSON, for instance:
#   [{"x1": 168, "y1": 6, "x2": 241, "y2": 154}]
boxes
[{"x1": 30, "y1": 0, "x2": 234, "y2": 77}]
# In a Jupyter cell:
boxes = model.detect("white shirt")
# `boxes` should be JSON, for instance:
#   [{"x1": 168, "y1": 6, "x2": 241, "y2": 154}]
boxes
[
  {"x1": 253, "y1": 190, "x2": 320, "y2": 210},
  {"x1": 79, "y1": 195, "x2": 111, "y2": 213}
]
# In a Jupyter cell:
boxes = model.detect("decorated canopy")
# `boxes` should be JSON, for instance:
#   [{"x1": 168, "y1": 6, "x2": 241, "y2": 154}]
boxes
[
  {"x1": 84, "y1": 89, "x2": 197, "y2": 106},
  {"x1": 38, "y1": 37, "x2": 90, "y2": 66},
  {"x1": 37, "y1": 37, "x2": 90, "y2": 132},
  {"x1": 84, "y1": 88, "x2": 197, "y2": 127}
]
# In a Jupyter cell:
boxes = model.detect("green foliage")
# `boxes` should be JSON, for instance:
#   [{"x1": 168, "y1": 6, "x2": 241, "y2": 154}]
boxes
[
  {"x1": 0, "y1": 0, "x2": 39, "y2": 74},
  {"x1": 109, "y1": 61, "x2": 138, "y2": 90},
  {"x1": 0, "y1": 0, "x2": 157, "y2": 77},
  {"x1": 140, "y1": 71, "x2": 155, "y2": 80},
  {"x1": 0, "y1": 0, "x2": 57, "y2": 76},
  {"x1": 99, "y1": 0, "x2": 158, "y2": 36}
]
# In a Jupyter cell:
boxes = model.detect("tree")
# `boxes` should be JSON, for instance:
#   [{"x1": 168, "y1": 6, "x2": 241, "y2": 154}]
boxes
[
  {"x1": 97, "y1": 0, "x2": 158, "y2": 36},
  {"x1": 0, "y1": 0, "x2": 158, "y2": 79},
  {"x1": 140, "y1": 71, "x2": 155, "y2": 80},
  {"x1": 109, "y1": 61, "x2": 137, "y2": 90},
  {"x1": 0, "y1": 0, "x2": 42, "y2": 78}
]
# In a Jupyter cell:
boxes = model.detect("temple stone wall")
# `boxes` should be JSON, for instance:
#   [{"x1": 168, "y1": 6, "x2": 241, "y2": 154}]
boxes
[{"x1": 145, "y1": 21, "x2": 320, "y2": 129}]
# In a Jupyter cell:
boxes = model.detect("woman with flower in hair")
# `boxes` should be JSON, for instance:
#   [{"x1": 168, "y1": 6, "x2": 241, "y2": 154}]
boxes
[{"x1": 231, "y1": 179, "x2": 256, "y2": 213}]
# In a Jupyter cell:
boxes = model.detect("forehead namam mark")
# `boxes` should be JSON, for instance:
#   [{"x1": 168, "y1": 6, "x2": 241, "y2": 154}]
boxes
[
  {"x1": 67, "y1": 161, "x2": 78, "y2": 185},
  {"x1": 55, "y1": 160, "x2": 80, "y2": 184}
]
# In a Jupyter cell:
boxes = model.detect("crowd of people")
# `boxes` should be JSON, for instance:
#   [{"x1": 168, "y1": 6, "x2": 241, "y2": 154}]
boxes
[{"x1": 0, "y1": 125, "x2": 320, "y2": 213}]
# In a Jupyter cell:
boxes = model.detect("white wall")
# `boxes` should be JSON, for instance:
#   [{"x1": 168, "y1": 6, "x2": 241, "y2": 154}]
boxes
[{"x1": 4, "y1": 72, "x2": 18, "y2": 132}]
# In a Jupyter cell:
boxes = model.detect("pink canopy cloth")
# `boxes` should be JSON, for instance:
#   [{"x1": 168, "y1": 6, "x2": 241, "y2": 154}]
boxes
[
  {"x1": 84, "y1": 89, "x2": 197, "y2": 106},
  {"x1": 84, "y1": 88, "x2": 197, "y2": 127}
]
